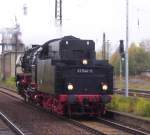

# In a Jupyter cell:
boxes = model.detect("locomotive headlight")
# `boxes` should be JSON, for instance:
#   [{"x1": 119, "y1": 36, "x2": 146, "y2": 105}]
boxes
[
  {"x1": 102, "y1": 84, "x2": 108, "y2": 91},
  {"x1": 82, "y1": 59, "x2": 88, "y2": 65},
  {"x1": 67, "y1": 83, "x2": 74, "y2": 90}
]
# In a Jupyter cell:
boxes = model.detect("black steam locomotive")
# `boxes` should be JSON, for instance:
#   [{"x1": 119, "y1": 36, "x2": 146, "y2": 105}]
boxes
[{"x1": 16, "y1": 36, "x2": 113, "y2": 116}]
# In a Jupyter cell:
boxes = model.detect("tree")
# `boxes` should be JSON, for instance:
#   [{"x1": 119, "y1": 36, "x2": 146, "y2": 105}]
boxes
[
  {"x1": 110, "y1": 50, "x2": 120, "y2": 75},
  {"x1": 110, "y1": 42, "x2": 150, "y2": 75},
  {"x1": 128, "y1": 43, "x2": 150, "y2": 75}
]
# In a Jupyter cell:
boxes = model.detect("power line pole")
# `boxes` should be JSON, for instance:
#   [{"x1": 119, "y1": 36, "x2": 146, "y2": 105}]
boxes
[
  {"x1": 55, "y1": 0, "x2": 62, "y2": 26},
  {"x1": 14, "y1": 17, "x2": 20, "y2": 77},
  {"x1": 125, "y1": 0, "x2": 129, "y2": 97},
  {"x1": 15, "y1": 32, "x2": 18, "y2": 77},
  {"x1": 106, "y1": 40, "x2": 110, "y2": 61},
  {"x1": 1, "y1": 31, "x2": 6, "y2": 80},
  {"x1": 102, "y1": 33, "x2": 106, "y2": 60}
]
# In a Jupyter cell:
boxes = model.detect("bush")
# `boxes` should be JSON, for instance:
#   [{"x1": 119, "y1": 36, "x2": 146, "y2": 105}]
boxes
[
  {"x1": 107, "y1": 95, "x2": 150, "y2": 118},
  {"x1": 135, "y1": 98, "x2": 150, "y2": 117}
]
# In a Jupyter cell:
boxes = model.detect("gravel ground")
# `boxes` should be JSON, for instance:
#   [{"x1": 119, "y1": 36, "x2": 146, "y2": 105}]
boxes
[{"x1": 0, "y1": 91, "x2": 94, "y2": 135}]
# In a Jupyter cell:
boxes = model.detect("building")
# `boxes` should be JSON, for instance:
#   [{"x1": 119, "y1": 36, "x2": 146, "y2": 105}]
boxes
[{"x1": 0, "y1": 27, "x2": 25, "y2": 79}]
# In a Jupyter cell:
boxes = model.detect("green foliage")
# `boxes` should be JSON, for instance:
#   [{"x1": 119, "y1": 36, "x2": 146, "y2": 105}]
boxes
[
  {"x1": 135, "y1": 98, "x2": 150, "y2": 117},
  {"x1": 128, "y1": 44, "x2": 150, "y2": 75},
  {"x1": 108, "y1": 95, "x2": 135, "y2": 112},
  {"x1": 1, "y1": 77, "x2": 16, "y2": 89},
  {"x1": 110, "y1": 42, "x2": 150, "y2": 75},
  {"x1": 107, "y1": 95, "x2": 150, "y2": 118},
  {"x1": 110, "y1": 51, "x2": 120, "y2": 75}
]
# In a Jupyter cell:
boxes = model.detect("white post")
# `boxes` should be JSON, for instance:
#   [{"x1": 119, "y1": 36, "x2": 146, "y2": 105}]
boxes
[{"x1": 125, "y1": 0, "x2": 129, "y2": 97}]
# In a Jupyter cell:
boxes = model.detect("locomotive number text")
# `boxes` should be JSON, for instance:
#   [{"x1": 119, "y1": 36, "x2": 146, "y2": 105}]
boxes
[{"x1": 77, "y1": 68, "x2": 93, "y2": 73}]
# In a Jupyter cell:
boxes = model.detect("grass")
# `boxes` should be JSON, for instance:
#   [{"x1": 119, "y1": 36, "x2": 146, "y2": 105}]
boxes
[
  {"x1": 107, "y1": 95, "x2": 150, "y2": 118},
  {"x1": 115, "y1": 75, "x2": 150, "y2": 90},
  {"x1": 0, "y1": 77, "x2": 16, "y2": 89}
]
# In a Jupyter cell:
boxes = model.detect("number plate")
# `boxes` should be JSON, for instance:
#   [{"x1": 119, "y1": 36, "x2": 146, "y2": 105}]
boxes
[{"x1": 77, "y1": 68, "x2": 93, "y2": 73}]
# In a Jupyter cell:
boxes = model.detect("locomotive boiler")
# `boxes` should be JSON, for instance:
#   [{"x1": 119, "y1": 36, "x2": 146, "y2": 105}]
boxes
[{"x1": 16, "y1": 36, "x2": 113, "y2": 116}]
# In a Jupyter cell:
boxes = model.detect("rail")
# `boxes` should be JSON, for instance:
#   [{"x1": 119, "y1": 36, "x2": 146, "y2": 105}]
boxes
[
  {"x1": 114, "y1": 88, "x2": 150, "y2": 98},
  {"x1": 0, "y1": 112, "x2": 25, "y2": 135},
  {"x1": 98, "y1": 117, "x2": 149, "y2": 135}
]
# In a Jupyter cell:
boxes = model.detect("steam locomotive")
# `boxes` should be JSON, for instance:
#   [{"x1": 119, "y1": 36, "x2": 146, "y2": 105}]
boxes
[{"x1": 16, "y1": 36, "x2": 113, "y2": 116}]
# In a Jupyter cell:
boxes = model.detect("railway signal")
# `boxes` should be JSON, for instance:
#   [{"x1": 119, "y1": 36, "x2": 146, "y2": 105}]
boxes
[
  {"x1": 119, "y1": 40, "x2": 125, "y2": 86},
  {"x1": 119, "y1": 40, "x2": 125, "y2": 59}
]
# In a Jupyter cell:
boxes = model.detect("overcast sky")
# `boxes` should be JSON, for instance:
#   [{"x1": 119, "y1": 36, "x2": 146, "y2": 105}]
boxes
[{"x1": 0, "y1": 0, "x2": 150, "y2": 51}]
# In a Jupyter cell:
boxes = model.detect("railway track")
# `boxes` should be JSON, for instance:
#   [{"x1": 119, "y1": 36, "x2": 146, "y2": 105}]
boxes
[
  {"x1": 69, "y1": 116, "x2": 149, "y2": 135},
  {"x1": 0, "y1": 87, "x2": 150, "y2": 135},
  {"x1": 114, "y1": 88, "x2": 150, "y2": 98},
  {"x1": 0, "y1": 88, "x2": 98, "y2": 135},
  {"x1": 0, "y1": 87, "x2": 108, "y2": 135},
  {"x1": 62, "y1": 118, "x2": 106, "y2": 135},
  {"x1": 97, "y1": 117, "x2": 149, "y2": 135},
  {"x1": 74, "y1": 119, "x2": 131, "y2": 135},
  {"x1": 0, "y1": 112, "x2": 24, "y2": 135}
]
